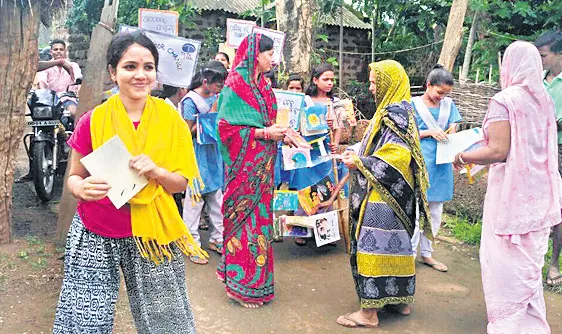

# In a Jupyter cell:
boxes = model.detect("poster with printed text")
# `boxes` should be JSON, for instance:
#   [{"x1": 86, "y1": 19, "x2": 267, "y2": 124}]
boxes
[
  {"x1": 226, "y1": 19, "x2": 257, "y2": 48},
  {"x1": 119, "y1": 25, "x2": 200, "y2": 88},
  {"x1": 251, "y1": 26, "x2": 285, "y2": 65},
  {"x1": 138, "y1": 8, "x2": 179, "y2": 36}
]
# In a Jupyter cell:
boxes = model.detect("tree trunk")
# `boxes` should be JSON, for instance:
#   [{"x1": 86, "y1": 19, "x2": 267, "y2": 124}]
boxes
[
  {"x1": 461, "y1": 11, "x2": 479, "y2": 81},
  {"x1": 55, "y1": 0, "x2": 120, "y2": 245},
  {"x1": 438, "y1": 0, "x2": 469, "y2": 72},
  {"x1": 275, "y1": 0, "x2": 313, "y2": 77},
  {"x1": 0, "y1": 1, "x2": 41, "y2": 244}
]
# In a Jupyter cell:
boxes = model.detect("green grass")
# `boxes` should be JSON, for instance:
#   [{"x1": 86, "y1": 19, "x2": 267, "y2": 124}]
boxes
[
  {"x1": 444, "y1": 214, "x2": 562, "y2": 294},
  {"x1": 443, "y1": 214, "x2": 482, "y2": 245}
]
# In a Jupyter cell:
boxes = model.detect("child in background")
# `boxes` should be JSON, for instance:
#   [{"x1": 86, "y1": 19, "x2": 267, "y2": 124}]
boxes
[
  {"x1": 214, "y1": 52, "x2": 230, "y2": 70},
  {"x1": 305, "y1": 64, "x2": 343, "y2": 153},
  {"x1": 181, "y1": 60, "x2": 228, "y2": 264},
  {"x1": 286, "y1": 73, "x2": 305, "y2": 93},
  {"x1": 410, "y1": 64, "x2": 462, "y2": 273}
]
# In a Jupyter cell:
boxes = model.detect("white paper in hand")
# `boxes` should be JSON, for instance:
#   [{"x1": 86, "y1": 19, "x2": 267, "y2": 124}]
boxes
[
  {"x1": 436, "y1": 128, "x2": 484, "y2": 165},
  {"x1": 80, "y1": 136, "x2": 148, "y2": 209}
]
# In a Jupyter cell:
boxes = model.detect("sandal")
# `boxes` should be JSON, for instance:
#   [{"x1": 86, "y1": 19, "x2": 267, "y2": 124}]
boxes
[
  {"x1": 546, "y1": 275, "x2": 562, "y2": 287},
  {"x1": 294, "y1": 238, "x2": 308, "y2": 246},
  {"x1": 419, "y1": 259, "x2": 448, "y2": 272},
  {"x1": 336, "y1": 313, "x2": 378, "y2": 328},
  {"x1": 199, "y1": 222, "x2": 209, "y2": 231},
  {"x1": 208, "y1": 242, "x2": 224, "y2": 255},
  {"x1": 384, "y1": 303, "x2": 411, "y2": 316},
  {"x1": 189, "y1": 255, "x2": 208, "y2": 265}
]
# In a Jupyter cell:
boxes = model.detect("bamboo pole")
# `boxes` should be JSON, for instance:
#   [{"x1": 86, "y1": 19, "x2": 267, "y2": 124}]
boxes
[
  {"x1": 475, "y1": 68, "x2": 480, "y2": 84},
  {"x1": 488, "y1": 64, "x2": 493, "y2": 84}
]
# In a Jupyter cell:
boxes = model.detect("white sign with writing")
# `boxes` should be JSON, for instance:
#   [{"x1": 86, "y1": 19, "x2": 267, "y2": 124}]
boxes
[
  {"x1": 226, "y1": 18, "x2": 256, "y2": 49},
  {"x1": 251, "y1": 26, "x2": 285, "y2": 65},
  {"x1": 138, "y1": 8, "x2": 179, "y2": 36},
  {"x1": 120, "y1": 25, "x2": 201, "y2": 88}
]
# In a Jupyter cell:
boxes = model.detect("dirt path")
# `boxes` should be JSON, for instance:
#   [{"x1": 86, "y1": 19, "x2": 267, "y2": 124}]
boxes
[{"x1": 1, "y1": 140, "x2": 561, "y2": 333}]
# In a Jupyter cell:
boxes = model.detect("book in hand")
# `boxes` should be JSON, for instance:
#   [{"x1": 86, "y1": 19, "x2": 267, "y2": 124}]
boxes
[
  {"x1": 80, "y1": 135, "x2": 148, "y2": 209},
  {"x1": 282, "y1": 146, "x2": 313, "y2": 171},
  {"x1": 196, "y1": 113, "x2": 219, "y2": 145}
]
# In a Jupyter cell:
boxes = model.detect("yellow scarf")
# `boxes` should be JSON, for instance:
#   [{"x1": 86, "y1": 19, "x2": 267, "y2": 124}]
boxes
[{"x1": 90, "y1": 94, "x2": 208, "y2": 264}]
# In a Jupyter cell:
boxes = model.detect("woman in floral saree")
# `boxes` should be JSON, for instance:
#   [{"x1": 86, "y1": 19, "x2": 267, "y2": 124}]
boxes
[
  {"x1": 338, "y1": 60, "x2": 431, "y2": 328},
  {"x1": 216, "y1": 33, "x2": 289, "y2": 308}
]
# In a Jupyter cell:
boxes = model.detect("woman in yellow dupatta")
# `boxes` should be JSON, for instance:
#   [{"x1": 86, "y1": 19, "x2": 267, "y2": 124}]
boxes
[
  {"x1": 53, "y1": 32, "x2": 205, "y2": 333},
  {"x1": 337, "y1": 60, "x2": 430, "y2": 328}
]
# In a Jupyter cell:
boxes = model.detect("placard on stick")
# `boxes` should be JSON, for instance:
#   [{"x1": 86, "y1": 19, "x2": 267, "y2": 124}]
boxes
[
  {"x1": 251, "y1": 26, "x2": 285, "y2": 64},
  {"x1": 120, "y1": 25, "x2": 200, "y2": 88},
  {"x1": 138, "y1": 8, "x2": 179, "y2": 36},
  {"x1": 226, "y1": 18, "x2": 256, "y2": 48}
]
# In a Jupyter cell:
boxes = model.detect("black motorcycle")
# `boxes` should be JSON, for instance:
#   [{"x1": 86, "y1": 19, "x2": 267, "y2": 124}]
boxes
[{"x1": 24, "y1": 84, "x2": 78, "y2": 201}]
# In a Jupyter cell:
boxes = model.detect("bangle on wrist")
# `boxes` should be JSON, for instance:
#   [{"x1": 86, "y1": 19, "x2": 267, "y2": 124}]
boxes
[
  {"x1": 458, "y1": 153, "x2": 467, "y2": 165},
  {"x1": 264, "y1": 127, "x2": 270, "y2": 140}
]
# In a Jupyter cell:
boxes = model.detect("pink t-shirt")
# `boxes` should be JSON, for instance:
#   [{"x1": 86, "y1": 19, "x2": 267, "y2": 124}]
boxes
[{"x1": 68, "y1": 110, "x2": 140, "y2": 238}]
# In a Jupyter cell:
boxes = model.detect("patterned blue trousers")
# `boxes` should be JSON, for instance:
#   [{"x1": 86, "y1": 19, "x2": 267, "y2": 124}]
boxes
[{"x1": 53, "y1": 214, "x2": 196, "y2": 334}]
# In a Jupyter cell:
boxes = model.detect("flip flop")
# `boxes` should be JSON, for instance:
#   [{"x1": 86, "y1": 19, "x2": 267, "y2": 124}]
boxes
[
  {"x1": 294, "y1": 238, "x2": 308, "y2": 246},
  {"x1": 189, "y1": 255, "x2": 208, "y2": 265},
  {"x1": 208, "y1": 242, "x2": 223, "y2": 255},
  {"x1": 336, "y1": 313, "x2": 378, "y2": 328},
  {"x1": 384, "y1": 304, "x2": 411, "y2": 316},
  {"x1": 419, "y1": 260, "x2": 448, "y2": 272},
  {"x1": 546, "y1": 275, "x2": 562, "y2": 287}
]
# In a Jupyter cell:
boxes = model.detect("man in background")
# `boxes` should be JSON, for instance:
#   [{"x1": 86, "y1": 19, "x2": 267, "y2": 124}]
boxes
[
  {"x1": 536, "y1": 31, "x2": 562, "y2": 287},
  {"x1": 36, "y1": 39, "x2": 82, "y2": 94}
]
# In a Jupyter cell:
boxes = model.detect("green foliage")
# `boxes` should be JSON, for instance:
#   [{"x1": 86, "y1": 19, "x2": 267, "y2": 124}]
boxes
[
  {"x1": 443, "y1": 214, "x2": 482, "y2": 245},
  {"x1": 241, "y1": 0, "x2": 275, "y2": 26},
  {"x1": 66, "y1": 0, "x2": 198, "y2": 36},
  {"x1": 202, "y1": 27, "x2": 225, "y2": 57}
]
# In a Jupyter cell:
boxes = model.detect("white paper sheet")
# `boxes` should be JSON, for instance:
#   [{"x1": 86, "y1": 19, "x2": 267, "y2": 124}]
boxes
[
  {"x1": 80, "y1": 136, "x2": 148, "y2": 209},
  {"x1": 436, "y1": 128, "x2": 484, "y2": 164},
  {"x1": 312, "y1": 211, "x2": 340, "y2": 247}
]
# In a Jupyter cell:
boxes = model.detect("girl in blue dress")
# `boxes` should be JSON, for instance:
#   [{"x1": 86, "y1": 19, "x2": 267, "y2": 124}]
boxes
[{"x1": 411, "y1": 64, "x2": 462, "y2": 272}]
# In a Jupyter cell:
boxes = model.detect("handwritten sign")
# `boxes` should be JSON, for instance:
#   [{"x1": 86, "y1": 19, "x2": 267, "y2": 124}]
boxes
[
  {"x1": 226, "y1": 19, "x2": 256, "y2": 48},
  {"x1": 273, "y1": 89, "x2": 305, "y2": 130},
  {"x1": 138, "y1": 8, "x2": 179, "y2": 36},
  {"x1": 251, "y1": 26, "x2": 285, "y2": 64},
  {"x1": 120, "y1": 25, "x2": 201, "y2": 88}
]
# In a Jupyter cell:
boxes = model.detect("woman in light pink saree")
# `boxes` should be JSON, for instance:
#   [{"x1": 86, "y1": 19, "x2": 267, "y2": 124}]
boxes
[{"x1": 453, "y1": 41, "x2": 562, "y2": 333}]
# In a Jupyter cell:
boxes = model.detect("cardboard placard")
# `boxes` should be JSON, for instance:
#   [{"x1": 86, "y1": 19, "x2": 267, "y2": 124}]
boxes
[
  {"x1": 251, "y1": 26, "x2": 285, "y2": 65},
  {"x1": 226, "y1": 18, "x2": 256, "y2": 48},
  {"x1": 138, "y1": 8, "x2": 179, "y2": 36}
]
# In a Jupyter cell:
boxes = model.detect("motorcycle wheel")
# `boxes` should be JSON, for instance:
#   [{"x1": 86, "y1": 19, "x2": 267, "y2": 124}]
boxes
[{"x1": 32, "y1": 141, "x2": 55, "y2": 201}]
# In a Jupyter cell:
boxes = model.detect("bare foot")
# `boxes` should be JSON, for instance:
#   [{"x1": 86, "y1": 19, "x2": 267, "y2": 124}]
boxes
[
  {"x1": 546, "y1": 266, "x2": 562, "y2": 287},
  {"x1": 385, "y1": 303, "x2": 411, "y2": 316},
  {"x1": 336, "y1": 309, "x2": 379, "y2": 328},
  {"x1": 226, "y1": 292, "x2": 263, "y2": 309},
  {"x1": 420, "y1": 256, "x2": 448, "y2": 272}
]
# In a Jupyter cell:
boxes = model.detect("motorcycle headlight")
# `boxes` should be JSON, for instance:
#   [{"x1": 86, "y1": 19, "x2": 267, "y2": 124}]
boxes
[{"x1": 32, "y1": 106, "x2": 53, "y2": 119}]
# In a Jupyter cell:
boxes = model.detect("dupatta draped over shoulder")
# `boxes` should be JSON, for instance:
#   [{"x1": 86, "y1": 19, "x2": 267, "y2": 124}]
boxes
[
  {"x1": 483, "y1": 41, "x2": 562, "y2": 235},
  {"x1": 215, "y1": 33, "x2": 278, "y2": 304},
  {"x1": 353, "y1": 60, "x2": 430, "y2": 238},
  {"x1": 348, "y1": 60, "x2": 430, "y2": 309},
  {"x1": 90, "y1": 95, "x2": 207, "y2": 264}
]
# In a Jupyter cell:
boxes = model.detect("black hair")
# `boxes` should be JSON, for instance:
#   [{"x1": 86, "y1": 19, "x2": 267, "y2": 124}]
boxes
[
  {"x1": 50, "y1": 39, "x2": 66, "y2": 48},
  {"x1": 150, "y1": 89, "x2": 166, "y2": 98},
  {"x1": 188, "y1": 60, "x2": 228, "y2": 91},
  {"x1": 259, "y1": 35, "x2": 274, "y2": 53},
  {"x1": 287, "y1": 73, "x2": 305, "y2": 89},
  {"x1": 264, "y1": 69, "x2": 278, "y2": 88},
  {"x1": 215, "y1": 52, "x2": 230, "y2": 64},
  {"x1": 305, "y1": 63, "x2": 335, "y2": 97},
  {"x1": 161, "y1": 85, "x2": 180, "y2": 99},
  {"x1": 535, "y1": 31, "x2": 562, "y2": 54},
  {"x1": 106, "y1": 32, "x2": 159, "y2": 72},
  {"x1": 426, "y1": 64, "x2": 454, "y2": 87}
]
